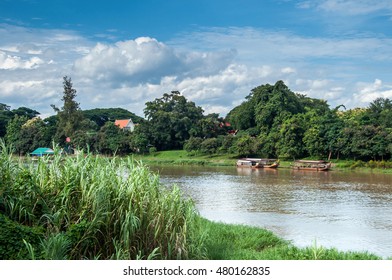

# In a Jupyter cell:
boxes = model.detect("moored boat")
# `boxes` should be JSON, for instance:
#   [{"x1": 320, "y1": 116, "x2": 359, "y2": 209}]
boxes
[
  {"x1": 292, "y1": 160, "x2": 331, "y2": 171},
  {"x1": 236, "y1": 158, "x2": 279, "y2": 169}
]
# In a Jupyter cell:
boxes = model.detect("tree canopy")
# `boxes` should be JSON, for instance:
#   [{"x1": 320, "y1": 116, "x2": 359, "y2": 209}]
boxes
[{"x1": 2, "y1": 79, "x2": 392, "y2": 160}]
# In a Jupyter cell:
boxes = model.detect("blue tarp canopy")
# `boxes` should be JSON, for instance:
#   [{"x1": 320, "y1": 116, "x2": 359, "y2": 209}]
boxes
[{"x1": 30, "y1": 147, "x2": 55, "y2": 156}]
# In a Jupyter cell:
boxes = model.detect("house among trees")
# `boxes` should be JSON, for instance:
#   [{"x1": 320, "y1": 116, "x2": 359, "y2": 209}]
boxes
[{"x1": 115, "y1": 118, "x2": 135, "y2": 132}]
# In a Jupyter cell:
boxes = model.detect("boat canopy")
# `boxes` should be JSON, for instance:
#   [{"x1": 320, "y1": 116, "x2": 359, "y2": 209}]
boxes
[{"x1": 30, "y1": 147, "x2": 55, "y2": 156}]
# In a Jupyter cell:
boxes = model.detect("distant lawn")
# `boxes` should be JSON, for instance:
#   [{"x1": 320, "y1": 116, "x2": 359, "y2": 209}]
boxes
[{"x1": 133, "y1": 150, "x2": 237, "y2": 166}]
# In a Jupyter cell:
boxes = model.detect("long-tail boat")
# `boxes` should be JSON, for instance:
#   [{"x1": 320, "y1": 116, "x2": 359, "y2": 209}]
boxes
[{"x1": 292, "y1": 160, "x2": 331, "y2": 171}]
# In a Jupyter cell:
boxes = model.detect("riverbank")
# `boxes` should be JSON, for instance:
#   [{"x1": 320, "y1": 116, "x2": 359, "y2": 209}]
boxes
[
  {"x1": 199, "y1": 217, "x2": 383, "y2": 260},
  {"x1": 133, "y1": 150, "x2": 392, "y2": 173}
]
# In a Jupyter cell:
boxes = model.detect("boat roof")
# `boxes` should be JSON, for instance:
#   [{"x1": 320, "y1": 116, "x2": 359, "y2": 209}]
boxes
[{"x1": 30, "y1": 147, "x2": 54, "y2": 156}]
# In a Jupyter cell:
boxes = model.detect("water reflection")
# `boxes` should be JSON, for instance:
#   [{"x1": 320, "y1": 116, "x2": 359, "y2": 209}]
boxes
[{"x1": 152, "y1": 165, "x2": 392, "y2": 258}]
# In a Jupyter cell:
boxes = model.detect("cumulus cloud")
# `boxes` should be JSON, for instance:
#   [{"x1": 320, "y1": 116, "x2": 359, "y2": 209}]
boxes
[
  {"x1": 73, "y1": 37, "x2": 236, "y2": 85},
  {"x1": 0, "y1": 51, "x2": 44, "y2": 69},
  {"x1": 354, "y1": 79, "x2": 392, "y2": 104},
  {"x1": 1, "y1": 23, "x2": 392, "y2": 117}
]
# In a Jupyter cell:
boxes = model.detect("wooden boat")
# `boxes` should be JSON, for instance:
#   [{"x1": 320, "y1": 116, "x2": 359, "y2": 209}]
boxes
[
  {"x1": 292, "y1": 160, "x2": 331, "y2": 171},
  {"x1": 236, "y1": 158, "x2": 279, "y2": 169}
]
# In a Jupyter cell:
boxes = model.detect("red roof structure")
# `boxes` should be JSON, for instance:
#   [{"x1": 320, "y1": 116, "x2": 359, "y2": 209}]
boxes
[{"x1": 114, "y1": 119, "x2": 130, "y2": 129}]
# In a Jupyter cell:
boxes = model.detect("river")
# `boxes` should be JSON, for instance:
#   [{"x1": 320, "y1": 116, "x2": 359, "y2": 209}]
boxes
[{"x1": 150, "y1": 165, "x2": 392, "y2": 258}]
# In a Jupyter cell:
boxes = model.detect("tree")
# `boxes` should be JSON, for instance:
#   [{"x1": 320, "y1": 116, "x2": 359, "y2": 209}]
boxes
[
  {"x1": 276, "y1": 114, "x2": 306, "y2": 159},
  {"x1": 0, "y1": 104, "x2": 13, "y2": 138},
  {"x1": 6, "y1": 116, "x2": 50, "y2": 155},
  {"x1": 226, "y1": 100, "x2": 255, "y2": 130},
  {"x1": 96, "y1": 122, "x2": 131, "y2": 155},
  {"x1": 11, "y1": 107, "x2": 40, "y2": 119},
  {"x1": 200, "y1": 138, "x2": 219, "y2": 155},
  {"x1": 143, "y1": 91, "x2": 204, "y2": 150},
  {"x1": 52, "y1": 76, "x2": 84, "y2": 144},
  {"x1": 83, "y1": 108, "x2": 143, "y2": 128},
  {"x1": 184, "y1": 137, "x2": 203, "y2": 153},
  {"x1": 234, "y1": 134, "x2": 259, "y2": 157},
  {"x1": 5, "y1": 115, "x2": 29, "y2": 151}
]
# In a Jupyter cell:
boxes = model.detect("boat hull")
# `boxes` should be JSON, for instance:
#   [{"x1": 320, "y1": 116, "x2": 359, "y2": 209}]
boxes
[{"x1": 292, "y1": 160, "x2": 331, "y2": 171}]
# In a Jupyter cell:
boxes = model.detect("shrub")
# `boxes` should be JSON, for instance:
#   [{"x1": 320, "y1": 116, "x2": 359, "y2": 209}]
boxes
[
  {"x1": 184, "y1": 137, "x2": 203, "y2": 153},
  {"x1": 200, "y1": 138, "x2": 219, "y2": 155},
  {"x1": 148, "y1": 146, "x2": 157, "y2": 155},
  {"x1": 0, "y1": 213, "x2": 43, "y2": 259}
]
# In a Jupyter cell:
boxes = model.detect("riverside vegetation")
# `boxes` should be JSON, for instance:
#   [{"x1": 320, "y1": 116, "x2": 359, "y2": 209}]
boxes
[{"x1": 0, "y1": 141, "x2": 385, "y2": 260}]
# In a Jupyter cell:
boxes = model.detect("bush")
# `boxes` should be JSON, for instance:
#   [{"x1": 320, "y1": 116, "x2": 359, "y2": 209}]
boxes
[
  {"x1": 184, "y1": 137, "x2": 203, "y2": 153},
  {"x1": 350, "y1": 160, "x2": 365, "y2": 169},
  {"x1": 149, "y1": 146, "x2": 157, "y2": 155},
  {"x1": 200, "y1": 138, "x2": 219, "y2": 155},
  {"x1": 0, "y1": 213, "x2": 43, "y2": 259}
]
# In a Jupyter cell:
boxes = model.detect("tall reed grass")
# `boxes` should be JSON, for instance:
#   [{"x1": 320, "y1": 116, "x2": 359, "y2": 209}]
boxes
[{"x1": 0, "y1": 140, "x2": 205, "y2": 260}]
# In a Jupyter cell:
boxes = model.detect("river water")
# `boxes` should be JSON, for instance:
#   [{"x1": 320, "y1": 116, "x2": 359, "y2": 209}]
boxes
[{"x1": 151, "y1": 165, "x2": 392, "y2": 258}]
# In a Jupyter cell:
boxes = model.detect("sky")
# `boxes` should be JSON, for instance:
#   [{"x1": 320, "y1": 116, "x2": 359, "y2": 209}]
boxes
[{"x1": 1, "y1": 0, "x2": 392, "y2": 118}]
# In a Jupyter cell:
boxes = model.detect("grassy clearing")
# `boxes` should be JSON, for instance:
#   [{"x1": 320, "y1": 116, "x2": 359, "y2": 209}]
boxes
[{"x1": 133, "y1": 150, "x2": 237, "y2": 166}]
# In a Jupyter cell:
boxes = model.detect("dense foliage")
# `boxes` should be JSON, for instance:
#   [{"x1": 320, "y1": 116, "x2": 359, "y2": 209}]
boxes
[
  {"x1": 226, "y1": 81, "x2": 392, "y2": 160},
  {"x1": 1, "y1": 78, "x2": 392, "y2": 161}
]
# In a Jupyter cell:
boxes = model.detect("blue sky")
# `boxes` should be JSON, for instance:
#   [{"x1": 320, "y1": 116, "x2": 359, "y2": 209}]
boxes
[{"x1": 1, "y1": 0, "x2": 392, "y2": 117}]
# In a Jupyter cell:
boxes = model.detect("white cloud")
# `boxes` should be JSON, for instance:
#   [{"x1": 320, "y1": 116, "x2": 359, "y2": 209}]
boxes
[
  {"x1": 73, "y1": 37, "x2": 236, "y2": 85},
  {"x1": 0, "y1": 51, "x2": 44, "y2": 69},
  {"x1": 354, "y1": 79, "x2": 392, "y2": 104},
  {"x1": 299, "y1": 0, "x2": 392, "y2": 15},
  {"x1": 0, "y1": 23, "x2": 391, "y2": 117}
]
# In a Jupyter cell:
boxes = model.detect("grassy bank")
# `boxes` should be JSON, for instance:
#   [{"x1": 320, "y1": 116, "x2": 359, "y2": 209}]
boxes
[
  {"x1": 200, "y1": 218, "x2": 383, "y2": 260},
  {"x1": 134, "y1": 150, "x2": 392, "y2": 173}
]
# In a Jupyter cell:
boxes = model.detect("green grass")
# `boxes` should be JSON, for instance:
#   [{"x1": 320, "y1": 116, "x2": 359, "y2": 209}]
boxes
[
  {"x1": 200, "y1": 218, "x2": 383, "y2": 260},
  {"x1": 133, "y1": 150, "x2": 237, "y2": 166}
]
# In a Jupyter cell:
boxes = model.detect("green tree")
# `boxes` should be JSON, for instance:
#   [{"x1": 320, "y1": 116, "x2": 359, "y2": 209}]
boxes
[
  {"x1": 366, "y1": 98, "x2": 392, "y2": 127},
  {"x1": 83, "y1": 108, "x2": 143, "y2": 128},
  {"x1": 200, "y1": 138, "x2": 219, "y2": 155},
  {"x1": 226, "y1": 100, "x2": 255, "y2": 130},
  {"x1": 276, "y1": 114, "x2": 306, "y2": 160},
  {"x1": 234, "y1": 134, "x2": 259, "y2": 157},
  {"x1": 0, "y1": 103, "x2": 12, "y2": 138},
  {"x1": 1, "y1": 105, "x2": 40, "y2": 140},
  {"x1": 131, "y1": 120, "x2": 150, "y2": 153},
  {"x1": 96, "y1": 122, "x2": 131, "y2": 155},
  {"x1": 11, "y1": 107, "x2": 40, "y2": 119},
  {"x1": 6, "y1": 116, "x2": 50, "y2": 155},
  {"x1": 184, "y1": 137, "x2": 203, "y2": 153},
  {"x1": 51, "y1": 76, "x2": 84, "y2": 144},
  {"x1": 5, "y1": 115, "x2": 29, "y2": 151},
  {"x1": 143, "y1": 91, "x2": 204, "y2": 150}
]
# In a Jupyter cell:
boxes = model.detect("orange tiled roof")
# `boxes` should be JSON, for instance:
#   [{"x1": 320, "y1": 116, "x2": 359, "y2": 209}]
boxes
[{"x1": 115, "y1": 119, "x2": 129, "y2": 129}]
